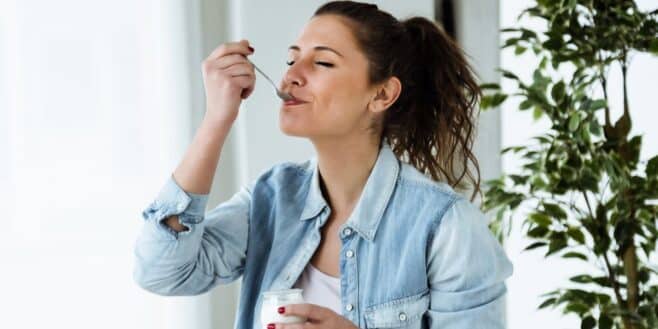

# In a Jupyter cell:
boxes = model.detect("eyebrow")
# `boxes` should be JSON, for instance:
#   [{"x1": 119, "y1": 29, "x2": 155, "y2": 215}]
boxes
[{"x1": 288, "y1": 45, "x2": 344, "y2": 57}]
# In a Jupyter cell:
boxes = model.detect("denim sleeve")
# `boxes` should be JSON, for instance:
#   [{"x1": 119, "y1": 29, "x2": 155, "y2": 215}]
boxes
[
  {"x1": 425, "y1": 197, "x2": 514, "y2": 328},
  {"x1": 133, "y1": 174, "x2": 251, "y2": 296}
]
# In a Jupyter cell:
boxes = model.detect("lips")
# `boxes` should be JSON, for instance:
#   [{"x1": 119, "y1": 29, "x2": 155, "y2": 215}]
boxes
[
  {"x1": 283, "y1": 99, "x2": 308, "y2": 106},
  {"x1": 283, "y1": 92, "x2": 309, "y2": 106}
]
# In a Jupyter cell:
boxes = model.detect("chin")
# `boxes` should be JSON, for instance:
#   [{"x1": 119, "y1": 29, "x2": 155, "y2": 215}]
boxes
[
  {"x1": 279, "y1": 122, "x2": 310, "y2": 137},
  {"x1": 279, "y1": 109, "x2": 311, "y2": 137}
]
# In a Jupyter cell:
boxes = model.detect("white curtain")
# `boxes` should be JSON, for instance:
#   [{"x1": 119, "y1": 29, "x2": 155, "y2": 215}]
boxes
[{"x1": 0, "y1": 0, "x2": 220, "y2": 328}]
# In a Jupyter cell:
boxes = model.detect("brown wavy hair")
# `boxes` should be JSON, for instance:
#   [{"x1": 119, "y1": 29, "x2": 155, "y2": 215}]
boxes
[{"x1": 315, "y1": 1, "x2": 482, "y2": 201}]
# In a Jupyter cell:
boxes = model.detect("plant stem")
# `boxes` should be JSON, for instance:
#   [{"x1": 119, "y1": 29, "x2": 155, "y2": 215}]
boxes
[
  {"x1": 623, "y1": 192, "x2": 639, "y2": 328},
  {"x1": 621, "y1": 52, "x2": 630, "y2": 122},
  {"x1": 582, "y1": 190, "x2": 631, "y2": 328},
  {"x1": 623, "y1": 241, "x2": 638, "y2": 325},
  {"x1": 620, "y1": 49, "x2": 638, "y2": 328}
]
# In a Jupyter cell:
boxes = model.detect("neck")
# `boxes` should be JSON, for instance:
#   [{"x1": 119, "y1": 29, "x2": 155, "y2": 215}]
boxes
[{"x1": 311, "y1": 137, "x2": 381, "y2": 214}]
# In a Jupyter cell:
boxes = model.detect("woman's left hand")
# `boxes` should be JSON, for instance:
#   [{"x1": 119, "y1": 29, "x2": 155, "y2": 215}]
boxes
[{"x1": 267, "y1": 304, "x2": 358, "y2": 329}]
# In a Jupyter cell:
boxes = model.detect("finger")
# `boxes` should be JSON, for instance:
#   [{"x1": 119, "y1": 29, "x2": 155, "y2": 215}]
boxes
[
  {"x1": 224, "y1": 63, "x2": 255, "y2": 78},
  {"x1": 270, "y1": 323, "x2": 307, "y2": 329},
  {"x1": 208, "y1": 39, "x2": 253, "y2": 60},
  {"x1": 208, "y1": 40, "x2": 251, "y2": 59},
  {"x1": 282, "y1": 304, "x2": 331, "y2": 322},
  {"x1": 214, "y1": 54, "x2": 251, "y2": 70}
]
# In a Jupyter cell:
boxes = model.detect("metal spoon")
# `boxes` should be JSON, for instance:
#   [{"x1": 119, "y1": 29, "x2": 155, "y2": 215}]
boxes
[{"x1": 247, "y1": 59, "x2": 293, "y2": 101}]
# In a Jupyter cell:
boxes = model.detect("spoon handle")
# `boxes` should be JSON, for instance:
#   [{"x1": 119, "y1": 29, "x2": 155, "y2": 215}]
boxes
[{"x1": 248, "y1": 59, "x2": 278, "y2": 90}]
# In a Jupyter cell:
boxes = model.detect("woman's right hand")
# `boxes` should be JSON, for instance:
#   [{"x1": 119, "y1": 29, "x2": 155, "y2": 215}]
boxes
[{"x1": 201, "y1": 39, "x2": 256, "y2": 126}]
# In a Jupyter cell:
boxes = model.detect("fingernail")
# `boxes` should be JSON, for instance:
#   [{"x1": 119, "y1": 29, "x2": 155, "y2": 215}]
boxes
[
  {"x1": 248, "y1": 46, "x2": 254, "y2": 52},
  {"x1": 277, "y1": 306, "x2": 285, "y2": 314},
  {"x1": 267, "y1": 324, "x2": 275, "y2": 329}
]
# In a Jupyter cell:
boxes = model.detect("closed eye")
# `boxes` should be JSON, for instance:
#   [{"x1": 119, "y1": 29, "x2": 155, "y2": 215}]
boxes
[
  {"x1": 315, "y1": 62, "x2": 334, "y2": 67},
  {"x1": 286, "y1": 60, "x2": 334, "y2": 68}
]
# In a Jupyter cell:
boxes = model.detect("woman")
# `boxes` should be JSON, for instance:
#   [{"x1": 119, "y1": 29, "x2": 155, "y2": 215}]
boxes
[{"x1": 133, "y1": 1, "x2": 513, "y2": 328}]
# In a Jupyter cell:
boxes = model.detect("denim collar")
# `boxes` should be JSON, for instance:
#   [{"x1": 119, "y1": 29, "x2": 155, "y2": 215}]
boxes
[{"x1": 299, "y1": 141, "x2": 400, "y2": 241}]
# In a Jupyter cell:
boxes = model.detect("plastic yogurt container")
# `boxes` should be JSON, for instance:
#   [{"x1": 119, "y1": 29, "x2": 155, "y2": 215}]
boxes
[{"x1": 260, "y1": 289, "x2": 307, "y2": 328}]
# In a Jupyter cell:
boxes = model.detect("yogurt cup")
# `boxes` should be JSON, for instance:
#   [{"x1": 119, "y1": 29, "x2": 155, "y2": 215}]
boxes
[{"x1": 260, "y1": 289, "x2": 307, "y2": 328}]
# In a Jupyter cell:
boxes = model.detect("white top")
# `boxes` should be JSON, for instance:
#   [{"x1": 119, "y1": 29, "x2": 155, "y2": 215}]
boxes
[{"x1": 292, "y1": 263, "x2": 342, "y2": 315}]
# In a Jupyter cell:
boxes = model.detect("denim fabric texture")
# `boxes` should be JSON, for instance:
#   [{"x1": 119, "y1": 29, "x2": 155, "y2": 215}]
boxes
[{"x1": 133, "y1": 141, "x2": 514, "y2": 328}]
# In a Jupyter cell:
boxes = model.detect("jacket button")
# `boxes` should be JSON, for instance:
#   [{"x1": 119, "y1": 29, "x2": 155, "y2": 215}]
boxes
[
  {"x1": 342, "y1": 228, "x2": 353, "y2": 237},
  {"x1": 399, "y1": 312, "x2": 407, "y2": 321},
  {"x1": 345, "y1": 303, "x2": 354, "y2": 312},
  {"x1": 345, "y1": 250, "x2": 354, "y2": 258}
]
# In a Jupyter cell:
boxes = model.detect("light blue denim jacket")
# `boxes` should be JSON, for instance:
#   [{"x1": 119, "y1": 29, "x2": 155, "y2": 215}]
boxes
[{"x1": 133, "y1": 141, "x2": 513, "y2": 329}]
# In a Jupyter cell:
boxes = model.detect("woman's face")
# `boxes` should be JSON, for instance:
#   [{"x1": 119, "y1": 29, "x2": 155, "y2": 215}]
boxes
[{"x1": 278, "y1": 14, "x2": 379, "y2": 140}]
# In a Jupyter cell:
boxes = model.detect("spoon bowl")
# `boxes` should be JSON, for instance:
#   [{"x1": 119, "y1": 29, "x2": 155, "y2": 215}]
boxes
[{"x1": 248, "y1": 59, "x2": 294, "y2": 101}]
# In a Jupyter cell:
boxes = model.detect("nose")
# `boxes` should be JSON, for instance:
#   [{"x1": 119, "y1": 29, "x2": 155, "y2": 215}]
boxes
[{"x1": 280, "y1": 63, "x2": 306, "y2": 91}]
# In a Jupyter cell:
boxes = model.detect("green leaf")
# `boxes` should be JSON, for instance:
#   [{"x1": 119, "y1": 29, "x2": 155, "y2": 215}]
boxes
[
  {"x1": 538, "y1": 297, "x2": 557, "y2": 309},
  {"x1": 480, "y1": 83, "x2": 501, "y2": 90},
  {"x1": 568, "y1": 113, "x2": 581, "y2": 132},
  {"x1": 498, "y1": 69, "x2": 520, "y2": 81},
  {"x1": 551, "y1": 81, "x2": 566, "y2": 103},
  {"x1": 570, "y1": 274, "x2": 593, "y2": 283},
  {"x1": 515, "y1": 45, "x2": 527, "y2": 55},
  {"x1": 530, "y1": 213, "x2": 552, "y2": 227},
  {"x1": 590, "y1": 99, "x2": 607, "y2": 111},
  {"x1": 491, "y1": 93, "x2": 508, "y2": 107},
  {"x1": 546, "y1": 236, "x2": 568, "y2": 256},
  {"x1": 528, "y1": 225, "x2": 549, "y2": 238},
  {"x1": 520, "y1": 99, "x2": 533, "y2": 110},
  {"x1": 502, "y1": 37, "x2": 520, "y2": 49},
  {"x1": 581, "y1": 316, "x2": 596, "y2": 329},
  {"x1": 501, "y1": 145, "x2": 525, "y2": 154},
  {"x1": 650, "y1": 38, "x2": 658, "y2": 56},
  {"x1": 567, "y1": 228, "x2": 586, "y2": 244},
  {"x1": 533, "y1": 107, "x2": 543, "y2": 121},
  {"x1": 647, "y1": 155, "x2": 658, "y2": 177},
  {"x1": 524, "y1": 241, "x2": 547, "y2": 250},
  {"x1": 566, "y1": 301, "x2": 590, "y2": 315},
  {"x1": 598, "y1": 314, "x2": 612, "y2": 329},
  {"x1": 562, "y1": 252, "x2": 588, "y2": 261},
  {"x1": 592, "y1": 276, "x2": 614, "y2": 288},
  {"x1": 589, "y1": 120, "x2": 602, "y2": 136},
  {"x1": 480, "y1": 95, "x2": 492, "y2": 109},
  {"x1": 509, "y1": 174, "x2": 529, "y2": 185},
  {"x1": 596, "y1": 293, "x2": 611, "y2": 304},
  {"x1": 542, "y1": 203, "x2": 567, "y2": 220}
]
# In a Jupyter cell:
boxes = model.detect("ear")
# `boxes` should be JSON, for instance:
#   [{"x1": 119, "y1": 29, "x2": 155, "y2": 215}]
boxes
[{"x1": 368, "y1": 76, "x2": 402, "y2": 114}]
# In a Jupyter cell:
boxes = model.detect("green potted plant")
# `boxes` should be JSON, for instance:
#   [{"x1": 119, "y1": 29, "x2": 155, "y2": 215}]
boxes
[{"x1": 479, "y1": 1, "x2": 658, "y2": 328}]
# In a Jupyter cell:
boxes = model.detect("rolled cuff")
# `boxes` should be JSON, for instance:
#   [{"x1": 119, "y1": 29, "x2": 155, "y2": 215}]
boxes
[{"x1": 141, "y1": 174, "x2": 210, "y2": 238}]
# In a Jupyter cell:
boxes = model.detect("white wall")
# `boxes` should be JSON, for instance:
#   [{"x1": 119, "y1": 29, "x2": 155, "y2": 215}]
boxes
[
  {"x1": 0, "y1": 0, "x2": 204, "y2": 328},
  {"x1": 454, "y1": 0, "x2": 503, "y2": 193}
]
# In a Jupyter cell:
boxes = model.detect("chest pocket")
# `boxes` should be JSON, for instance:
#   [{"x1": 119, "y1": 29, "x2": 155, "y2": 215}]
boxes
[{"x1": 364, "y1": 290, "x2": 430, "y2": 328}]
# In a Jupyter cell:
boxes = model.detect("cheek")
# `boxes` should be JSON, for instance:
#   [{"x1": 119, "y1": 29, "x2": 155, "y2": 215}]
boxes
[
  {"x1": 279, "y1": 75, "x2": 370, "y2": 136},
  {"x1": 322, "y1": 83, "x2": 369, "y2": 123}
]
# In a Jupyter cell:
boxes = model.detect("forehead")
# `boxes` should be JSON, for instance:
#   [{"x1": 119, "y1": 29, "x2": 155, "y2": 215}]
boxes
[{"x1": 293, "y1": 14, "x2": 359, "y2": 54}]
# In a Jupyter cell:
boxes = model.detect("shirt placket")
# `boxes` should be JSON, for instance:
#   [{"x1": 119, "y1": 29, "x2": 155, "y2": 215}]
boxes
[{"x1": 339, "y1": 226, "x2": 359, "y2": 325}]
